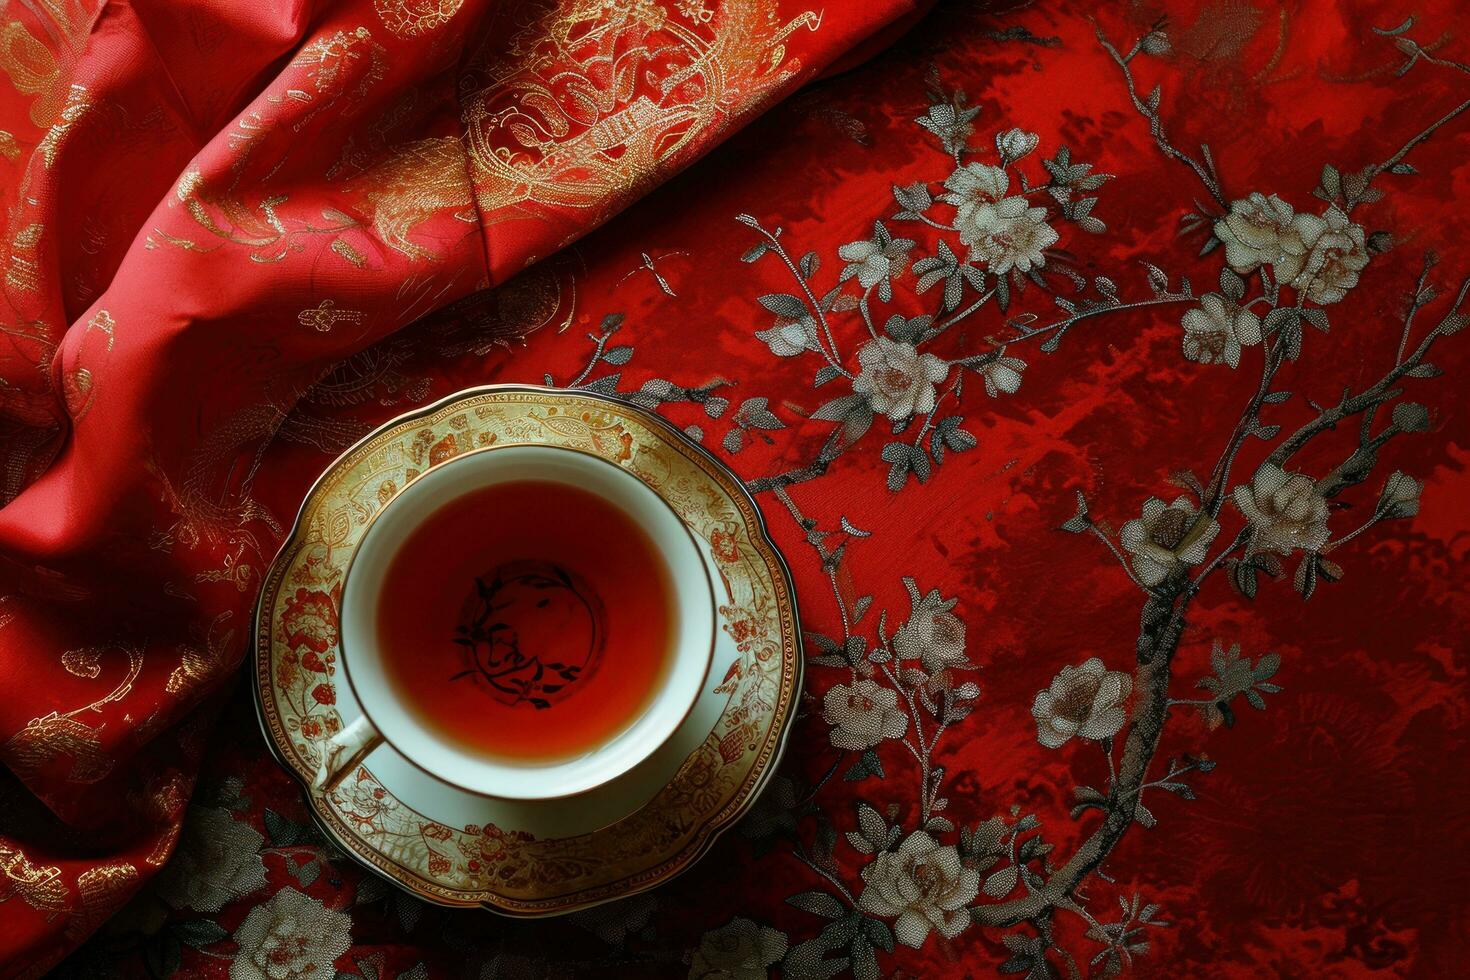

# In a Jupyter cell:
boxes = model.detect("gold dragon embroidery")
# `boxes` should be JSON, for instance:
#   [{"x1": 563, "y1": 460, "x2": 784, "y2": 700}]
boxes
[{"x1": 350, "y1": 0, "x2": 819, "y2": 261}]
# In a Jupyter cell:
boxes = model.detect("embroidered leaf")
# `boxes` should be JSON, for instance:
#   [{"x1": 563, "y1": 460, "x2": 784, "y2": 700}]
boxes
[
  {"x1": 855, "y1": 802, "x2": 887, "y2": 850},
  {"x1": 864, "y1": 918, "x2": 895, "y2": 954},
  {"x1": 783, "y1": 939, "x2": 849, "y2": 979},
  {"x1": 174, "y1": 919, "x2": 229, "y2": 949},
  {"x1": 1059, "y1": 491, "x2": 1092, "y2": 533},
  {"x1": 787, "y1": 891, "x2": 846, "y2": 919},
  {"x1": 983, "y1": 865, "x2": 1018, "y2": 898},
  {"x1": 811, "y1": 394, "x2": 866, "y2": 421},
  {"x1": 741, "y1": 242, "x2": 769, "y2": 263},
  {"x1": 265, "y1": 808, "x2": 307, "y2": 847},
  {"x1": 759, "y1": 292, "x2": 810, "y2": 320}
]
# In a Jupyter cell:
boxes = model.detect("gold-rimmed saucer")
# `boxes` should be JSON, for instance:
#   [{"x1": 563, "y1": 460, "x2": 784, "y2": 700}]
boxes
[{"x1": 252, "y1": 385, "x2": 802, "y2": 915}]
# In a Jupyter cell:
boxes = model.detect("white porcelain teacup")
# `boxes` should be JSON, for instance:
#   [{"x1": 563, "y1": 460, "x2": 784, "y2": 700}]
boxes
[{"x1": 313, "y1": 444, "x2": 715, "y2": 801}]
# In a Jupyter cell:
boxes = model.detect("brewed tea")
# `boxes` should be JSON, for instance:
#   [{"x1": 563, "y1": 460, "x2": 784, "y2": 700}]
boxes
[{"x1": 376, "y1": 478, "x2": 678, "y2": 765}]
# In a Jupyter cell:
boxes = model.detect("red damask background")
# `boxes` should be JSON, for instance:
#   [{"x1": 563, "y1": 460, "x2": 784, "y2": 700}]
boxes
[{"x1": 1, "y1": 0, "x2": 1467, "y2": 977}]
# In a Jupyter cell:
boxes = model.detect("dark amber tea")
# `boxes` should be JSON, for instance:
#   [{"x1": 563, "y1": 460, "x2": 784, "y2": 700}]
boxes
[{"x1": 376, "y1": 479, "x2": 676, "y2": 764}]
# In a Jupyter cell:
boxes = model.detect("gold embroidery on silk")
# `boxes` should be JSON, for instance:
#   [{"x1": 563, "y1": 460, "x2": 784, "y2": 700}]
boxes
[
  {"x1": 0, "y1": 19, "x2": 60, "y2": 126},
  {"x1": 148, "y1": 398, "x2": 293, "y2": 590},
  {"x1": 349, "y1": 136, "x2": 473, "y2": 261},
  {"x1": 165, "y1": 612, "x2": 236, "y2": 696},
  {"x1": 5, "y1": 221, "x2": 42, "y2": 292},
  {"x1": 60, "y1": 647, "x2": 101, "y2": 679},
  {"x1": 352, "y1": 0, "x2": 818, "y2": 261},
  {"x1": 165, "y1": 29, "x2": 385, "y2": 263},
  {"x1": 144, "y1": 823, "x2": 181, "y2": 867},
  {"x1": 298, "y1": 298, "x2": 365, "y2": 333},
  {"x1": 35, "y1": 82, "x2": 91, "y2": 167},
  {"x1": 61, "y1": 309, "x2": 114, "y2": 421},
  {"x1": 285, "y1": 27, "x2": 387, "y2": 130},
  {"x1": 0, "y1": 129, "x2": 18, "y2": 160},
  {"x1": 373, "y1": 0, "x2": 465, "y2": 38},
  {"x1": 64, "y1": 863, "x2": 138, "y2": 940},
  {"x1": 0, "y1": 0, "x2": 94, "y2": 125},
  {"x1": 331, "y1": 238, "x2": 367, "y2": 267},
  {"x1": 463, "y1": 0, "x2": 819, "y2": 218},
  {"x1": 3, "y1": 646, "x2": 143, "y2": 783},
  {"x1": 0, "y1": 838, "x2": 68, "y2": 916}
]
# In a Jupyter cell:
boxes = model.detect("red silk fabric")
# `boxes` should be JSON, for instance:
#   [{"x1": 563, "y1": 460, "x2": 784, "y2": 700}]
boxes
[
  {"x1": 6, "y1": 0, "x2": 1470, "y2": 977},
  {"x1": 0, "y1": 0, "x2": 919, "y2": 971}
]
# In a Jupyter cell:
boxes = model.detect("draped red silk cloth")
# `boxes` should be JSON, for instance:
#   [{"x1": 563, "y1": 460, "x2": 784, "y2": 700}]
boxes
[
  {"x1": 5, "y1": 0, "x2": 1470, "y2": 977},
  {"x1": 0, "y1": 1, "x2": 919, "y2": 971}
]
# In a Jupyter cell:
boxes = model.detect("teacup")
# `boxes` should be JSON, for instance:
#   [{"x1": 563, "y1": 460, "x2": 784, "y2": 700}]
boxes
[{"x1": 313, "y1": 444, "x2": 715, "y2": 801}]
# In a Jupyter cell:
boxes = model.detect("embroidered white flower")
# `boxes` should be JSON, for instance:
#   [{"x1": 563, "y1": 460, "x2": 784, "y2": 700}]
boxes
[
  {"x1": 1280, "y1": 205, "x2": 1370, "y2": 304},
  {"x1": 822, "y1": 679, "x2": 908, "y2": 751},
  {"x1": 858, "y1": 831, "x2": 980, "y2": 947},
  {"x1": 1213, "y1": 192, "x2": 1306, "y2": 276},
  {"x1": 838, "y1": 223, "x2": 914, "y2": 290},
  {"x1": 1232, "y1": 463, "x2": 1331, "y2": 555},
  {"x1": 955, "y1": 196, "x2": 1058, "y2": 274},
  {"x1": 941, "y1": 162, "x2": 1010, "y2": 215},
  {"x1": 1180, "y1": 293, "x2": 1263, "y2": 368},
  {"x1": 995, "y1": 127, "x2": 1040, "y2": 162},
  {"x1": 756, "y1": 317, "x2": 817, "y2": 358},
  {"x1": 688, "y1": 917, "x2": 788, "y2": 980},
  {"x1": 1032, "y1": 658, "x2": 1133, "y2": 749},
  {"x1": 1119, "y1": 496, "x2": 1222, "y2": 586},
  {"x1": 892, "y1": 586, "x2": 968, "y2": 672},
  {"x1": 978, "y1": 354, "x2": 1026, "y2": 396},
  {"x1": 230, "y1": 886, "x2": 352, "y2": 980},
  {"x1": 852, "y1": 336, "x2": 950, "y2": 420},
  {"x1": 1378, "y1": 470, "x2": 1421, "y2": 519},
  {"x1": 155, "y1": 806, "x2": 267, "y2": 913}
]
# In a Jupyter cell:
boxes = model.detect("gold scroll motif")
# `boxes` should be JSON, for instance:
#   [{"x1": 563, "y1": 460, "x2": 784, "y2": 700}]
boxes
[
  {"x1": 0, "y1": 18, "x2": 61, "y2": 126},
  {"x1": 0, "y1": 0, "x2": 96, "y2": 126},
  {"x1": 162, "y1": 29, "x2": 385, "y2": 263},
  {"x1": 374, "y1": 0, "x2": 465, "y2": 37},
  {"x1": 3, "y1": 646, "x2": 144, "y2": 784},
  {"x1": 158, "y1": 2, "x2": 818, "y2": 265}
]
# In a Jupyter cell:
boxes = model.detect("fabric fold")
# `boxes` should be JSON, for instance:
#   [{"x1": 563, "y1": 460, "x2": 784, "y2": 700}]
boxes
[{"x1": 0, "y1": 0, "x2": 922, "y2": 971}]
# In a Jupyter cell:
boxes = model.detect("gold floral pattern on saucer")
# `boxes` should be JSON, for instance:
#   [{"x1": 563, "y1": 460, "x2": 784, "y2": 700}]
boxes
[{"x1": 253, "y1": 385, "x2": 801, "y2": 915}]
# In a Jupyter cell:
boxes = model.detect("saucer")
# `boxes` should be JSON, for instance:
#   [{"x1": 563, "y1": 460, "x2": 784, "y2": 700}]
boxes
[{"x1": 253, "y1": 384, "x2": 802, "y2": 915}]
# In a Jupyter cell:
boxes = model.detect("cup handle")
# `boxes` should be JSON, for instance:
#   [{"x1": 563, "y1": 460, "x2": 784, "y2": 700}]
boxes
[{"x1": 312, "y1": 715, "x2": 384, "y2": 794}]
